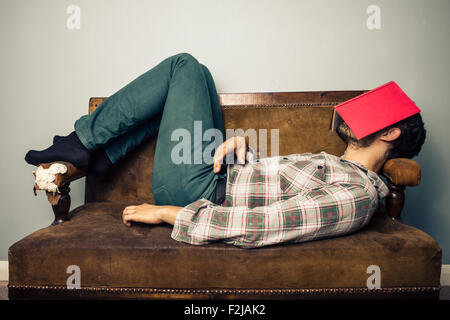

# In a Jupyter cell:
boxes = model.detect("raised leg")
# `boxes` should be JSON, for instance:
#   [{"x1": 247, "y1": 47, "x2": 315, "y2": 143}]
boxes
[
  {"x1": 43, "y1": 53, "x2": 224, "y2": 225},
  {"x1": 74, "y1": 53, "x2": 223, "y2": 170},
  {"x1": 152, "y1": 55, "x2": 225, "y2": 206}
]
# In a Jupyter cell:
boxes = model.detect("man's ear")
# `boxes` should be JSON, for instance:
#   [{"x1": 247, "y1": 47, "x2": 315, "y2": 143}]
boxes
[{"x1": 379, "y1": 128, "x2": 401, "y2": 142}]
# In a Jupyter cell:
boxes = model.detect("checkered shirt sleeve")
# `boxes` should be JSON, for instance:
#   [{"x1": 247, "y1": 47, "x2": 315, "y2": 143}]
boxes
[{"x1": 171, "y1": 181, "x2": 378, "y2": 248}]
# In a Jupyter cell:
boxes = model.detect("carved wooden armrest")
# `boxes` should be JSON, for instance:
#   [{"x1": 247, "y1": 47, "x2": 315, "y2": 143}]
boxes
[
  {"x1": 381, "y1": 158, "x2": 421, "y2": 219},
  {"x1": 32, "y1": 161, "x2": 87, "y2": 225}
]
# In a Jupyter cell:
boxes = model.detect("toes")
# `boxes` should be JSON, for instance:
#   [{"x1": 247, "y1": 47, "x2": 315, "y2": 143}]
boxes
[{"x1": 25, "y1": 150, "x2": 38, "y2": 165}]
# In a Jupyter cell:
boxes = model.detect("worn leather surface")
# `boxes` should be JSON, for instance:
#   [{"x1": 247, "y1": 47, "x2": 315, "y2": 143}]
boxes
[
  {"x1": 382, "y1": 158, "x2": 421, "y2": 186},
  {"x1": 9, "y1": 202, "x2": 441, "y2": 289}
]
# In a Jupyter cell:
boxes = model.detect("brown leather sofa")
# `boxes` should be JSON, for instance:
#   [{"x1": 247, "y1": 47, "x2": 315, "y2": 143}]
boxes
[{"x1": 8, "y1": 91, "x2": 442, "y2": 299}]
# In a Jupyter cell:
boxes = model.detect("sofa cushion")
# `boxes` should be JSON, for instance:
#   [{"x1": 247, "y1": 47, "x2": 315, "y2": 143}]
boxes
[{"x1": 8, "y1": 202, "x2": 441, "y2": 292}]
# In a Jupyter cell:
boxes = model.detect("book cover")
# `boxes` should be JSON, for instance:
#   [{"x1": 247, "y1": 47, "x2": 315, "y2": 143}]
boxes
[{"x1": 330, "y1": 81, "x2": 421, "y2": 140}]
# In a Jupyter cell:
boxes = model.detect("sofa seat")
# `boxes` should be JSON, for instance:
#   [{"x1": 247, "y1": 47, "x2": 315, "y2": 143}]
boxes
[{"x1": 8, "y1": 202, "x2": 441, "y2": 299}]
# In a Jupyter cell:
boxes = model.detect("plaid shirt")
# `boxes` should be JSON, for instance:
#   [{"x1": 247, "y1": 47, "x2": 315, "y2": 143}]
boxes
[{"x1": 171, "y1": 151, "x2": 390, "y2": 248}]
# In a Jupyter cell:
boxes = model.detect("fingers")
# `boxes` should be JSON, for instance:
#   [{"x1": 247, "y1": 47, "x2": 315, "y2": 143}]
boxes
[
  {"x1": 122, "y1": 212, "x2": 132, "y2": 227},
  {"x1": 213, "y1": 162, "x2": 222, "y2": 173},
  {"x1": 213, "y1": 143, "x2": 226, "y2": 173},
  {"x1": 122, "y1": 205, "x2": 137, "y2": 227},
  {"x1": 213, "y1": 137, "x2": 236, "y2": 173},
  {"x1": 236, "y1": 137, "x2": 246, "y2": 164},
  {"x1": 236, "y1": 150, "x2": 245, "y2": 164},
  {"x1": 213, "y1": 137, "x2": 247, "y2": 173},
  {"x1": 213, "y1": 151, "x2": 222, "y2": 173}
]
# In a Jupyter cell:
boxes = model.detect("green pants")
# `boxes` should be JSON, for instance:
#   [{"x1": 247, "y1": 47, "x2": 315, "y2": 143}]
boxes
[{"x1": 74, "y1": 53, "x2": 225, "y2": 206}]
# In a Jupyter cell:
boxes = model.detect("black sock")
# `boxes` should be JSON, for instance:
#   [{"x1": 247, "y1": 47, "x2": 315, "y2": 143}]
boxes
[
  {"x1": 25, "y1": 131, "x2": 91, "y2": 168},
  {"x1": 53, "y1": 134, "x2": 66, "y2": 144},
  {"x1": 54, "y1": 134, "x2": 112, "y2": 175},
  {"x1": 88, "y1": 148, "x2": 113, "y2": 175}
]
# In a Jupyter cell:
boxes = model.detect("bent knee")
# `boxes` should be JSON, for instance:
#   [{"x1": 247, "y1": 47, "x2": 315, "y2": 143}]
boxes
[{"x1": 171, "y1": 52, "x2": 198, "y2": 64}]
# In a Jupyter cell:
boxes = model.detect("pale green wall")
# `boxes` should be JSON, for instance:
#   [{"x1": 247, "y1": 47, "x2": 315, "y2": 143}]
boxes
[{"x1": 1, "y1": 0, "x2": 449, "y2": 262}]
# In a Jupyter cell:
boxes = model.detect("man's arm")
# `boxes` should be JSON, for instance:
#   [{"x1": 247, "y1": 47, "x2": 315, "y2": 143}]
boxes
[
  {"x1": 170, "y1": 183, "x2": 377, "y2": 248},
  {"x1": 160, "y1": 205, "x2": 182, "y2": 225}
]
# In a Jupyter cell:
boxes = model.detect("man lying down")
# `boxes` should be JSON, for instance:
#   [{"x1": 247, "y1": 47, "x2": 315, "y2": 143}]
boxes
[{"x1": 25, "y1": 53, "x2": 426, "y2": 248}]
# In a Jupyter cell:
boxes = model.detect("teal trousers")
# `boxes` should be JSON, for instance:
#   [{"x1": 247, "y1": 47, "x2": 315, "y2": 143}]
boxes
[{"x1": 74, "y1": 53, "x2": 225, "y2": 206}]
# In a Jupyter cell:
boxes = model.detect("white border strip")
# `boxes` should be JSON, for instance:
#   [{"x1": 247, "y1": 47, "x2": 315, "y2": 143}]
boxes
[
  {"x1": 0, "y1": 261, "x2": 449, "y2": 285},
  {"x1": 0, "y1": 261, "x2": 8, "y2": 281}
]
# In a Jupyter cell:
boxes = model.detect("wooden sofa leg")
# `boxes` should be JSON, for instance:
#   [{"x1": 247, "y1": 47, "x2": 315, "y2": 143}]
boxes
[
  {"x1": 33, "y1": 162, "x2": 86, "y2": 226},
  {"x1": 50, "y1": 183, "x2": 71, "y2": 226},
  {"x1": 385, "y1": 181, "x2": 405, "y2": 220}
]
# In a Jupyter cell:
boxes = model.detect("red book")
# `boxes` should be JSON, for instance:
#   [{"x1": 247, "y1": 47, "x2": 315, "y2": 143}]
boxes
[{"x1": 330, "y1": 81, "x2": 421, "y2": 139}]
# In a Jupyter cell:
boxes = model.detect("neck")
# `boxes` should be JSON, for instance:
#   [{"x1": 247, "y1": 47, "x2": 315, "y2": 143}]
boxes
[{"x1": 342, "y1": 143, "x2": 388, "y2": 173}]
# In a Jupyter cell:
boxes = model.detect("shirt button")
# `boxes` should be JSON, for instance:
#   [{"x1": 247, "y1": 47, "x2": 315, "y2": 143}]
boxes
[{"x1": 317, "y1": 165, "x2": 323, "y2": 170}]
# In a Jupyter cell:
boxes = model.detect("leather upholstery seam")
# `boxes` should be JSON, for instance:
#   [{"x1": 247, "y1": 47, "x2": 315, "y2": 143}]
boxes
[
  {"x1": 221, "y1": 103, "x2": 339, "y2": 109},
  {"x1": 8, "y1": 284, "x2": 440, "y2": 295}
]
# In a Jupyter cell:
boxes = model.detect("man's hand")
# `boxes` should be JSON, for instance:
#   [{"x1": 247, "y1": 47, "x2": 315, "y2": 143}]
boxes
[
  {"x1": 122, "y1": 203, "x2": 181, "y2": 227},
  {"x1": 213, "y1": 136, "x2": 247, "y2": 173}
]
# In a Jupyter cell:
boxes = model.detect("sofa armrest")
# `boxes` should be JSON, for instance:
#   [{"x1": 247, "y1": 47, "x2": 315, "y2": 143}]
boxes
[
  {"x1": 382, "y1": 158, "x2": 421, "y2": 186},
  {"x1": 381, "y1": 158, "x2": 421, "y2": 219}
]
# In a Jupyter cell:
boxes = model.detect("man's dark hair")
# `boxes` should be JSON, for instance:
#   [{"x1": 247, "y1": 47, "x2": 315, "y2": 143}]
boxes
[{"x1": 337, "y1": 113, "x2": 426, "y2": 159}]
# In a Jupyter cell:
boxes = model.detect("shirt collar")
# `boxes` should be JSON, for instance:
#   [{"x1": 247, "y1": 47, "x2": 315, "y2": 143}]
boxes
[{"x1": 339, "y1": 156, "x2": 390, "y2": 199}]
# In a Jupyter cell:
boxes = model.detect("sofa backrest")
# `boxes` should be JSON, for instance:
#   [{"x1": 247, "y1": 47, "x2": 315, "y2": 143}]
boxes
[{"x1": 85, "y1": 90, "x2": 365, "y2": 203}]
